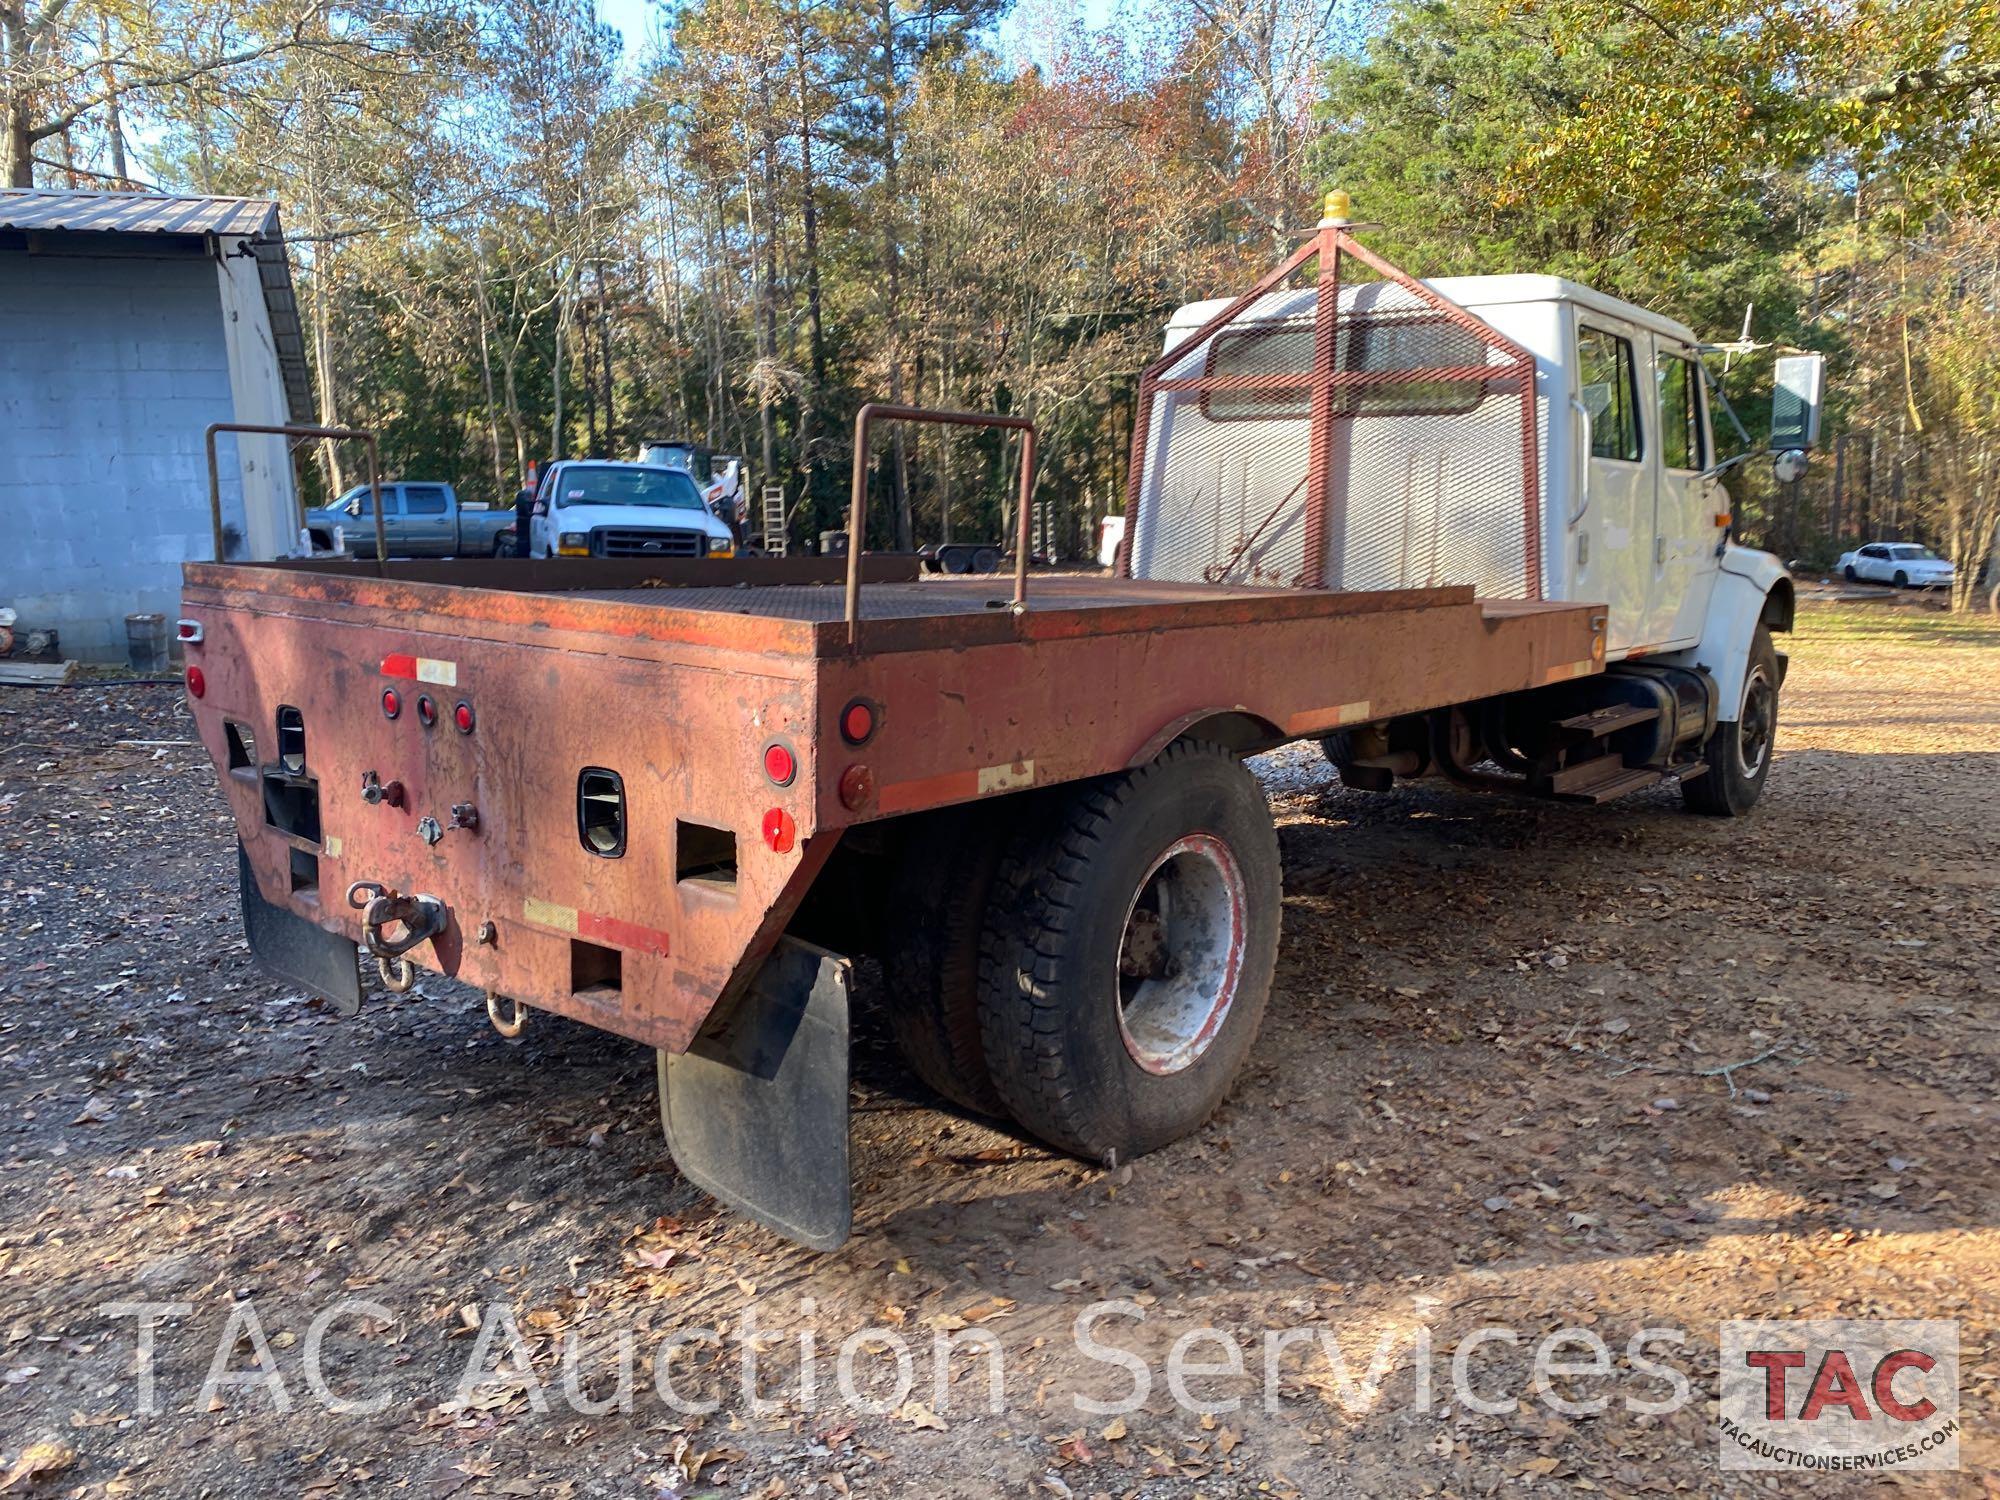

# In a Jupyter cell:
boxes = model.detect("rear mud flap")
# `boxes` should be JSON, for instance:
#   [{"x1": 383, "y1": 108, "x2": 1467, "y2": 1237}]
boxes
[
  {"x1": 237, "y1": 841, "x2": 363, "y2": 1016},
  {"x1": 659, "y1": 937, "x2": 852, "y2": 1250}
]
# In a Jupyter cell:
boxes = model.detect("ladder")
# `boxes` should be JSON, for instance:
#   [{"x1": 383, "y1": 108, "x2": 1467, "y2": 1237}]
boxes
[{"x1": 761, "y1": 485, "x2": 788, "y2": 557}]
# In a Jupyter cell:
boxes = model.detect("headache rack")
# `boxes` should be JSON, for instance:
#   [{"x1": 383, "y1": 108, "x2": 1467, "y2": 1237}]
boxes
[{"x1": 1120, "y1": 192, "x2": 1544, "y2": 600}]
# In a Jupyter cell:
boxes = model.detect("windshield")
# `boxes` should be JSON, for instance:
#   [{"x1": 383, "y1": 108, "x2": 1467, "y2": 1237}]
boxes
[
  {"x1": 1888, "y1": 545, "x2": 1939, "y2": 560},
  {"x1": 556, "y1": 465, "x2": 705, "y2": 510}
]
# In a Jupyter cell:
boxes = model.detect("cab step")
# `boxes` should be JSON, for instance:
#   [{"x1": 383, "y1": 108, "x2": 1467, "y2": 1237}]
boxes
[
  {"x1": 1548, "y1": 755, "x2": 1657, "y2": 802},
  {"x1": 1554, "y1": 703, "x2": 1660, "y2": 743}
]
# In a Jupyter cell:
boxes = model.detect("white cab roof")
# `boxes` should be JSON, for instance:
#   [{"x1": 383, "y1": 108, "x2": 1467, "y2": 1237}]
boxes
[{"x1": 1169, "y1": 274, "x2": 1700, "y2": 348}]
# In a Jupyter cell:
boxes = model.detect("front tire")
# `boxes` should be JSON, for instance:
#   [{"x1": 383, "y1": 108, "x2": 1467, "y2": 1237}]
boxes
[
  {"x1": 1894, "y1": 569, "x2": 1910, "y2": 587},
  {"x1": 977, "y1": 741, "x2": 1282, "y2": 1161},
  {"x1": 1682, "y1": 625, "x2": 1780, "y2": 816}
]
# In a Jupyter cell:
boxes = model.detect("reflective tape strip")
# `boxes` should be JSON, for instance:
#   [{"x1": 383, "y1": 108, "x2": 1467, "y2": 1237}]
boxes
[
  {"x1": 1541, "y1": 659, "x2": 1597, "y2": 685},
  {"x1": 522, "y1": 897, "x2": 671, "y2": 957},
  {"x1": 881, "y1": 758, "x2": 1036, "y2": 813},
  {"x1": 380, "y1": 653, "x2": 458, "y2": 686},
  {"x1": 976, "y1": 759, "x2": 1034, "y2": 795},
  {"x1": 523, "y1": 896, "x2": 578, "y2": 933},
  {"x1": 1281, "y1": 700, "x2": 1372, "y2": 736}
]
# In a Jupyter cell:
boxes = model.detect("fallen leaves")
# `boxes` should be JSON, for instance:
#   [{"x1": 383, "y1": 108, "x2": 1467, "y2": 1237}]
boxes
[{"x1": 0, "y1": 1440, "x2": 76, "y2": 1492}]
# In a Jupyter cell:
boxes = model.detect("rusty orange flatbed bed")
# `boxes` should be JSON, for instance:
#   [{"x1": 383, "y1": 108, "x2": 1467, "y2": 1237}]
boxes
[{"x1": 181, "y1": 556, "x2": 1605, "y2": 1053}]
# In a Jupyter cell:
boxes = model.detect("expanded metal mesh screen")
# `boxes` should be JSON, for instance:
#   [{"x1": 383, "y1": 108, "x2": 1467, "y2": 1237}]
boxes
[{"x1": 1123, "y1": 228, "x2": 1541, "y2": 599}]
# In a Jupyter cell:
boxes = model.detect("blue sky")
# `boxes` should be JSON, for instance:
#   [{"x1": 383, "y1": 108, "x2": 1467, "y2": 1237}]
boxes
[
  {"x1": 599, "y1": 0, "x2": 661, "y2": 56},
  {"x1": 593, "y1": 0, "x2": 1124, "y2": 68}
]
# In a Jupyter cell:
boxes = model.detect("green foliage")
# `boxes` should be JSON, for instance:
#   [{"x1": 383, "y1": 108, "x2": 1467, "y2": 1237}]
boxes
[{"x1": 1314, "y1": 0, "x2": 1824, "y2": 339}]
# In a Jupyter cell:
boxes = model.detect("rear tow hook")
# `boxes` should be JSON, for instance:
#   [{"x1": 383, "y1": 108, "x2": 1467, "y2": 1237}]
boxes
[{"x1": 346, "y1": 880, "x2": 448, "y2": 993}]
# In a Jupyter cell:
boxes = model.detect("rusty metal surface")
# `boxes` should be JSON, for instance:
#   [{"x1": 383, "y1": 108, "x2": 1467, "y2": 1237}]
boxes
[
  {"x1": 184, "y1": 579, "x2": 831, "y2": 1054},
  {"x1": 573, "y1": 576, "x2": 1297, "y2": 621},
  {"x1": 817, "y1": 591, "x2": 1603, "y2": 824},
  {"x1": 847, "y1": 404, "x2": 1036, "y2": 641},
  {"x1": 206, "y1": 422, "x2": 382, "y2": 562},
  {"x1": 185, "y1": 552, "x2": 1602, "y2": 1062},
  {"x1": 255, "y1": 553, "x2": 920, "y2": 591}
]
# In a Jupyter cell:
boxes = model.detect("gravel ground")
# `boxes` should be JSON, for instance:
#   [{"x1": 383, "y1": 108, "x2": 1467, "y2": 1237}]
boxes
[{"x1": 0, "y1": 596, "x2": 1994, "y2": 1497}]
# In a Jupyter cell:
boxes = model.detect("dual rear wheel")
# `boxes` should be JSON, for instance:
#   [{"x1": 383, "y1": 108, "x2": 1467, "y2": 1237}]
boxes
[{"x1": 882, "y1": 742, "x2": 1282, "y2": 1162}]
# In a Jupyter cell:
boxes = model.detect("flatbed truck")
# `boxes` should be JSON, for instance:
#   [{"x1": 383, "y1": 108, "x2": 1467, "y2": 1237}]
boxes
[{"x1": 180, "y1": 201, "x2": 1798, "y2": 1247}]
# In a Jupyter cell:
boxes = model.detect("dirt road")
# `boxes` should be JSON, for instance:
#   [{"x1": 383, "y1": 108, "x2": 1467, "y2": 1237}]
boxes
[{"x1": 1, "y1": 599, "x2": 1993, "y2": 1497}]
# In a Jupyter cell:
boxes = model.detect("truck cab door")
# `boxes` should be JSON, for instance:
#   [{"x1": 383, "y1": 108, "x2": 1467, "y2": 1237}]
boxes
[
  {"x1": 347, "y1": 483, "x2": 400, "y2": 555},
  {"x1": 1572, "y1": 319, "x2": 1651, "y2": 654},
  {"x1": 1647, "y1": 340, "x2": 1721, "y2": 647},
  {"x1": 402, "y1": 485, "x2": 454, "y2": 556},
  {"x1": 529, "y1": 468, "x2": 558, "y2": 558}
]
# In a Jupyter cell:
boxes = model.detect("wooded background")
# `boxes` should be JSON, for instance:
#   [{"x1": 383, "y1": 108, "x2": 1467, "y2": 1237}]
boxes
[{"x1": 4, "y1": 0, "x2": 1996, "y2": 604}]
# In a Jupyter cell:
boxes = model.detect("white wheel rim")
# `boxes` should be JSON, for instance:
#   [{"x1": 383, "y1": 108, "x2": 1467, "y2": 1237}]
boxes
[
  {"x1": 1736, "y1": 664, "x2": 1775, "y2": 779},
  {"x1": 1115, "y1": 833, "x2": 1248, "y2": 1075}
]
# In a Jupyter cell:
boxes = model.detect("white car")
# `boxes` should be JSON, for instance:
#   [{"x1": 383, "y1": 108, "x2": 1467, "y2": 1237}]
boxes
[{"x1": 1835, "y1": 542, "x2": 1955, "y2": 589}]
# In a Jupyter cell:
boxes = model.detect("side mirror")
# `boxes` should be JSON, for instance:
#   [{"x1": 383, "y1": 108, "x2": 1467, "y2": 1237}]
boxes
[{"x1": 1769, "y1": 353, "x2": 1824, "y2": 452}]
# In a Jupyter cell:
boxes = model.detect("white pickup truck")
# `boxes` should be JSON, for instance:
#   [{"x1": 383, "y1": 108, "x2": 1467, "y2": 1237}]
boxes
[
  {"x1": 526, "y1": 460, "x2": 738, "y2": 560},
  {"x1": 1130, "y1": 213, "x2": 1803, "y2": 816}
]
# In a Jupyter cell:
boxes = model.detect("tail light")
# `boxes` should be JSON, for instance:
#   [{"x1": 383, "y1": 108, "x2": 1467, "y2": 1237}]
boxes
[
  {"x1": 453, "y1": 701, "x2": 475, "y2": 734},
  {"x1": 839, "y1": 699, "x2": 876, "y2": 745},
  {"x1": 762, "y1": 741, "x2": 797, "y2": 787},
  {"x1": 184, "y1": 665, "x2": 206, "y2": 698},
  {"x1": 381, "y1": 688, "x2": 402, "y2": 720},
  {"x1": 175, "y1": 618, "x2": 204, "y2": 644}
]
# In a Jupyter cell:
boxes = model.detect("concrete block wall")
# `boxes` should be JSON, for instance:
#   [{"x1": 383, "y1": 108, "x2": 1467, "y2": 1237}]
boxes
[{"x1": 0, "y1": 250, "x2": 248, "y2": 660}]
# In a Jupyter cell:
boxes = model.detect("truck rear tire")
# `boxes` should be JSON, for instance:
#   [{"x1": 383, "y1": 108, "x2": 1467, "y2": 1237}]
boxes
[
  {"x1": 977, "y1": 741, "x2": 1281, "y2": 1162},
  {"x1": 1682, "y1": 625, "x2": 1780, "y2": 816},
  {"x1": 882, "y1": 807, "x2": 1012, "y2": 1115}
]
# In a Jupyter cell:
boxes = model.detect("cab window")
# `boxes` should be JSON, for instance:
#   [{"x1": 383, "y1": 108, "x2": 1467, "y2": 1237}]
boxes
[
  {"x1": 1578, "y1": 327, "x2": 1642, "y2": 462},
  {"x1": 1656, "y1": 352, "x2": 1706, "y2": 471}
]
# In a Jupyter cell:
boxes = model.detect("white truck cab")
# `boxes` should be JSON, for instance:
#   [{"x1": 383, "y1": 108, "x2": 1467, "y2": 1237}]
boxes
[{"x1": 1131, "y1": 249, "x2": 1803, "y2": 815}]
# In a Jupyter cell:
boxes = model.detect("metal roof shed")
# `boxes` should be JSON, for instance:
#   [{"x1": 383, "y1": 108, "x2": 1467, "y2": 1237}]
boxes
[{"x1": 0, "y1": 189, "x2": 314, "y2": 660}]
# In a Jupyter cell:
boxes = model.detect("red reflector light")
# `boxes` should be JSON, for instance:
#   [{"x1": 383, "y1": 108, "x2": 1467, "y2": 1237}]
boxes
[
  {"x1": 381, "y1": 688, "x2": 401, "y2": 720},
  {"x1": 184, "y1": 665, "x2": 205, "y2": 698},
  {"x1": 763, "y1": 742, "x2": 796, "y2": 786},
  {"x1": 840, "y1": 699, "x2": 875, "y2": 745},
  {"x1": 453, "y1": 701, "x2": 475, "y2": 734},
  {"x1": 762, "y1": 807, "x2": 796, "y2": 853},
  {"x1": 416, "y1": 695, "x2": 438, "y2": 728}
]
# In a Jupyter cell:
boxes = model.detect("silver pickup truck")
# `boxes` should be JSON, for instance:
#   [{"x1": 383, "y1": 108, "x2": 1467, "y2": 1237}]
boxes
[{"x1": 306, "y1": 482, "x2": 516, "y2": 558}]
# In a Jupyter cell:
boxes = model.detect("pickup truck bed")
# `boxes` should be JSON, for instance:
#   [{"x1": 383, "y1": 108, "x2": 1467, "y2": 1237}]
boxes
[{"x1": 182, "y1": 555, "x2": 1603, "y2": 1058}]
